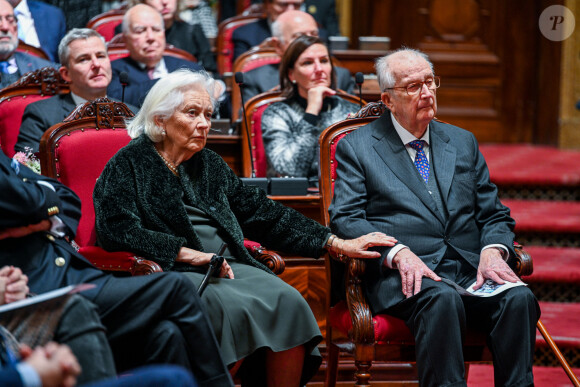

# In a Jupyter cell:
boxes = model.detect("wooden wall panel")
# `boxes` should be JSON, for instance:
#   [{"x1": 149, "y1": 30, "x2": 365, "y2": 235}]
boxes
[{"x1": 347, "y1": 0, "x2": 563, "y2": 145}]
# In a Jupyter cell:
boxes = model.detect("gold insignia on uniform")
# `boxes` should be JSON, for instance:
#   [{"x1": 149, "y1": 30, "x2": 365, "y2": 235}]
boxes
[
  {"x1": 55, "y1": 257, "x2": 66, "y2": 267},
  {"x1": 308, "y1": 4, "x2": 317, "y2": 14},
  {"x1": 47, "y1": 206, "x2": 60, "y2": 216}
]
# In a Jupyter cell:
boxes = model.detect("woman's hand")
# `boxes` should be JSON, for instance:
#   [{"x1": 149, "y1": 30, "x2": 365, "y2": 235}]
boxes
[
  {"x1": 305, "y1": 86, "x2": 336, "y2": 115},
  {"x1": 328, "y1": 232, "x2": 397, "y2": 259},
  {"x1": 177, "y1": 247, "x2": 235, "y2": 279},
  {"x1": 219, "y1": 259, "x2": 235, "y2": 279}
]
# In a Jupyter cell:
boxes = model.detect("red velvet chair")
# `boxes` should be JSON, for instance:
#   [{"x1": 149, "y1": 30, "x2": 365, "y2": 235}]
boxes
[
  {"x1": 0, "y1": 67, "x2": 69, "y2": 157},
  {"x1": 215, "y1": 14, "x2": 264, "y2": 75},
  {"x1": 86, "y1": 8, "x2": 125, "y2": 42},
  {"x1": 16, "y1": 40, "x2": 50, "y2": 60},
  {"x1": 240, "y1": 90, "x2": 363, "y2": 178},
  {"x1": 231, "y1": 42, "x2": 280, "y2": 122},
  {"x1": 318, "y1": 101, "x2": 534, "y2": 386},
  {"x1": 38, "y1": 98, "x2": 160, "y2": 274},
  {"x1": 39, "y1": 98, "x2": 285, "y2": 276}
]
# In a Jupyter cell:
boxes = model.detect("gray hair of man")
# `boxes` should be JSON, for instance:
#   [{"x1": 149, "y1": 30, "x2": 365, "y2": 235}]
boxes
[
  {"x1": 375, "y1": 48, "x2": 434, "y2": 92},
  {"x1": 127, "y1": 69, "x2": 219, "y2": 141},
  {"x1": 58, "y1": 28, "x2": 106, "y2": 67},
  {"x1": 271, "y1": 19, "x2": 284, "y2": 43}
]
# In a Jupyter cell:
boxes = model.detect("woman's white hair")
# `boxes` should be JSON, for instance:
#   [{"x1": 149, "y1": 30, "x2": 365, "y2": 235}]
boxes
[
  {"x1": 127, "y1": 69, "x2": 219, "y2": 141},
  {"x1": 375, "y1": 47, "x2": 434, "y2": 92}
]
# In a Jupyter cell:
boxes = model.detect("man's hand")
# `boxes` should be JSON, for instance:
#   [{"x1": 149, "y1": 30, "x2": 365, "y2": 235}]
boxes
[
  {"x1": 0, "y1": 266, "x2": 28, "y2": 304},
  {"x1": 392, "y1": 248, "x2": 441, "y2": 298},
  {"x1": 0, "y1": 220, "x2": 51, "y2": 240},
  {"x1": 21, "y1": 342, "x2": 81, "y2": 387},
  {"x1": 473, "y1": 248, "x2": 519, "y2": 290}
]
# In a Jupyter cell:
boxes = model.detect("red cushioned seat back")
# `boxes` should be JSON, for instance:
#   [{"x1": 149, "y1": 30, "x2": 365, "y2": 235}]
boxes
[
  {"x1": 230, "y1": 46, "x2": 281, "y2": 122},
  {"x1": 0, "y1": 67, "x2": 70, "y2": 157},
  {"x1": 239, "y1": 90, "x2": 285, "y2": 177},
  {"x1": 87, "y1": 11, "x2": 124, "y2": 42},
  {"x1": 0, "y1": 94, "x2": 49, "y2": 157},
  {"x1": 39, "y1": 98, "x2": 134, "y2": 247},
  {"x1": 55, "y1": 128, "x2": 130, "y2": 246},
  {"x1": 239, "y1": 54, "x2": 280, "y2": 73},
  {"x1": 216, "y1": 15, "x2": 263, "y2": 75}
]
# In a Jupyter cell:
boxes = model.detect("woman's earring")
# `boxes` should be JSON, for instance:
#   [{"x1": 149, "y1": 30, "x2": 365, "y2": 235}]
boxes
[
  {"x1": 162, "y1": 129, "x2": 167, "y2": 136},
  {"x1": 291, "y1": 79, "x2": 297, "y2": 84}
]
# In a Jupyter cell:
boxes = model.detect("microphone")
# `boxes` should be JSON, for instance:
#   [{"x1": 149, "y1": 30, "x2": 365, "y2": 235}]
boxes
[
  {"x1": 119, "y1": 72, "x2": 129, "y2": 104},
  {"x1": 236, "y1": 72, "x2": 269, "y2": 193},
  {"x1": 355, "y1": 72, "x2": 364, "y2": 107}
]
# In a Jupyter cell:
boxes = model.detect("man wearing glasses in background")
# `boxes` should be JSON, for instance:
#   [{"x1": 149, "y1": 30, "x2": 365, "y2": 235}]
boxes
[
  {"x1": 0, "y1": 0, "x2": 56, "y2": 89},
  {"x1": 329, "y1": 48, "x2": 540, "y2": 386}
]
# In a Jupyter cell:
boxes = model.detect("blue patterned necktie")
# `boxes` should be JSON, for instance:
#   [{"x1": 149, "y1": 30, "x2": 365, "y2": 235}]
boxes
[
  {"x1": 0, "y1": 61, "x2": 10, "y2": 74},
  {"x1": 408, "y1": 140, "x2": 429, "y2": 183}
]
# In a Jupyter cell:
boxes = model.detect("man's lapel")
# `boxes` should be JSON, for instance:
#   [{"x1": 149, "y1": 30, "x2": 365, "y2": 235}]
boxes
[
  {"x1": 62, "y1": 94, "x2": 78, "y2": 119},
  {"x1": 371, "y1": 114, "x2": 444, "y2": 224},
  {"x1": 430, "y1": 121, "x2": 456, "y2": 205}
]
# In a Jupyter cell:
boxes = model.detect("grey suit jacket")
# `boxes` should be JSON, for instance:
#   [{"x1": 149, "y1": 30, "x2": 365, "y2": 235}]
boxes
[
  {"x1": 0, "y1": 52, "x2": 57, "y2": 89},
  {"x1": 242, "y1": 63, "x2": 355, "y2": 103},
  {"x1": 15, "y1": 94, "x2": 137, "y2": 153},
  {"x1": 328, "y1": 112, "x2": 516, "y2": 313}
]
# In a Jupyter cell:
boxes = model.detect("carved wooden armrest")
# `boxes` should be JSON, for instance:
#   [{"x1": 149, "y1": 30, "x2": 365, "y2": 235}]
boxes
[
  {"x1": 344, "y1": 257, "x2": 375, "y2": 345},
  {"x1": 78, "y1": 246, "x2": 163, "y2": 276},
  {"x1": 244, "y1": 242, "x2": 285, "y2": 275},
  {"x1": 512, "y1": 242, "x2": 533, "y2": 277}
]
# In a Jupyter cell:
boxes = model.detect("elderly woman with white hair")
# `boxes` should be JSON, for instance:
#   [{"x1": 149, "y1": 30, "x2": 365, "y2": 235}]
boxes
[{"x1": 93, "y1": 69, "x2": 396, "y2": 387}]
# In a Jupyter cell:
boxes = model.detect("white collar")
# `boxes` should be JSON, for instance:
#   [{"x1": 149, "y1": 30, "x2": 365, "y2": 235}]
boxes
[
  {"x1": 14, "y1": 0, "x2": 31, "y2": 17},
  {"x1": 390, "y1": 112, "x2": 430, "y2": 146}
]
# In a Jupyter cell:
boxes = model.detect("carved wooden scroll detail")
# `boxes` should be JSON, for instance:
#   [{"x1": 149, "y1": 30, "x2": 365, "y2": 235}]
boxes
[{"x1": 64, "y1": 97, "x2": 135, "y2": 129}]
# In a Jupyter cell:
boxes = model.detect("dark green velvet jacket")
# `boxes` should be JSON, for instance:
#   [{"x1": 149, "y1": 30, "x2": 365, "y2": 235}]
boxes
[{"x1": 93, "y1": 135, "x2": 330, "y2": 273}]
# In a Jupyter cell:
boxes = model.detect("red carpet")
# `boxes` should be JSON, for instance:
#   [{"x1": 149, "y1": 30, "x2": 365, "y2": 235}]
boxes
[
  {"x1": 501, "y1": 199, "x2": 580, "y2": 233},
  {"x1": 467, "y1": 364, "x2": 580, "y2": 386},
  {"x1": 522, "y1": 246, "x2": 580, "y2": 284},
  {"x1": 480, "y1": 144, "x2": 580, "y2": 186},
  {"x1": 536, "y1": 301, "x2": 580, "y2": 349}
]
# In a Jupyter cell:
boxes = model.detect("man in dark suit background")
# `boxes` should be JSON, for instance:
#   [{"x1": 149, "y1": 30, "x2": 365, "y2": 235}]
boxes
[
  {"x1": 0, "y1": 150, "x2": 234, "y2": 387},
  {"x1": 107, "y1": 4, "x2": 204, "y2": 108},
  {"x1": 329, "y1": 48, "x2": 540, "y2": 386},
  {"x1": 15, "y1": 28, "x2": 137, "y2": 154},
  {"x1": 0, "y1": 0, "x2": 56, "y2": 89},
  {"x1": 304, "y1": 0, "x2": 339, "y2": 36},
  {"x1": 241, "y1": 10, "x2": 353, "y2": 104},
  {"x1": 8, "y1": 0, "x2": 66, "y2": 62}
]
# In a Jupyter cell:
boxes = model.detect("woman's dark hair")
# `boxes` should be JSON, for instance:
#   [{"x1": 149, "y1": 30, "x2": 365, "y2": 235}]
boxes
[{"x1": 279, "y1": 35, "x2": 336, "y2": 98}]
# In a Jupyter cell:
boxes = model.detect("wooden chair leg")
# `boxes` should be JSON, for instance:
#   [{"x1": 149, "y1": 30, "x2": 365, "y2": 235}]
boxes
[
  {"x1": 537, "y1": 320, "x2": 580, "y2": 387},
  {"x1": 325, "y1": 342, "x2": 340, "y2": 387},
  {"x1": 353, "y1": 360, "x2": 372, "y2": 386}
]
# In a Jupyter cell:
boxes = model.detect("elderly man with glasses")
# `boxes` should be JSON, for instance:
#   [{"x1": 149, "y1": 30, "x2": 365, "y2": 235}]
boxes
[
  {"x1": 329, "y1": 48, "x2": 540, "y2": 386},
  {"x1": 0, "y1": 0, "x2": 56, "y2": 89}
]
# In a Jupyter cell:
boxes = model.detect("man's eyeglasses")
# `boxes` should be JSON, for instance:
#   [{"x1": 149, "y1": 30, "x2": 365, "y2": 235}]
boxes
[
  {"x1": 272, "y1": 1, "x2": 303, "y2": 9},
  {"x1": 385, "y1": 76, "x2": 440, "y2": 95}
]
